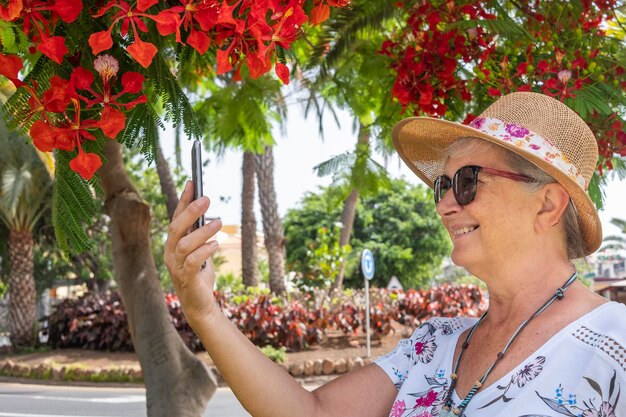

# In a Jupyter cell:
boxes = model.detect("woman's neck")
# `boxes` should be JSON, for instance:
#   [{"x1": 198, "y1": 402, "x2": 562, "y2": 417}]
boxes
[{"x1": 470, "y1": 255, "x2": 578, "y2": 326}]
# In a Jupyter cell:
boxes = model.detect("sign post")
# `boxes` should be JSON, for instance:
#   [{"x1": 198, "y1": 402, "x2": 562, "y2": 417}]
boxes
[{"x1": 361, "y1": 249, "x2": 375, "y2": 357}]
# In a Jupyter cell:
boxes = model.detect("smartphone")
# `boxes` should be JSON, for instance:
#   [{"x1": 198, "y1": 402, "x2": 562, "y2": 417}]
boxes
[{"x1": 191, "y1": 139, "x2": 205, "y2": 231}]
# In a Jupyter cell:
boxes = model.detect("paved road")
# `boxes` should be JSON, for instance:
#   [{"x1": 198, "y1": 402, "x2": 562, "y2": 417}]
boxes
[{"x1": 0, "y1": 382, "x2": 252, "y2": 417}]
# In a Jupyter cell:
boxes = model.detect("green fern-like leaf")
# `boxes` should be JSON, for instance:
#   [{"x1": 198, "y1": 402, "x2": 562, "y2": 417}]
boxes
[
  {"x1": 565, "y1": 85, "x2": 614, "y2": 119},
  {"x1": 145, "y1": 50, "x2": 202, "y2": 141},
  {"x1": 52, "y1": 150, "x2": 101, "y2": 254},
  {"x1": 120, "y1": 103, "x2": 164, "y2": 164},
  {"x1": 587, "y1": 172, "x2": 606, "y2": 210},
  {"x1": 3, "y1": 56, "x2": 64, "y2": 132}
]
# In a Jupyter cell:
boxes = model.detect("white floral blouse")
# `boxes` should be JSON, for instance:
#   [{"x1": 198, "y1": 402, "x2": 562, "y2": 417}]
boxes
[{"x1": 374, "y1": 302, "x2": 626, "y2": 417}]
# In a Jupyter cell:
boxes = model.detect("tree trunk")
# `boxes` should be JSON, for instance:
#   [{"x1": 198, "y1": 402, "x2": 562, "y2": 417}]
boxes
[
  {"x1": 156, "y1": 143, "x2": 179, "y2": 221},
  {"x1": 334, "y1": 122, "x2": 371, "y2": 290},
  {"x1": 255, "y1": 145, "x2": 286, "y2": 294},
  {"x1": 100, "y1": 140, "x2": 216, "y2": 417},
  {"x1": 7, "y1": 230, "x2": 36, "y2": 347},
  {"x1": 241, "y1": 151, "x2": 260, "y2": 287}
]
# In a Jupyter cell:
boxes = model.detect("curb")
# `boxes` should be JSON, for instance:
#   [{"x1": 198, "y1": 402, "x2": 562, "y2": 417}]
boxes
[{"x1": 0, "y1": 356, "x2": 374, "y2": 387}]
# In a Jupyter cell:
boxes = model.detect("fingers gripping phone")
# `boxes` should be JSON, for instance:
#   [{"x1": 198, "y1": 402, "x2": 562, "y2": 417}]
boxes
[{"x1": 191, "y1": 139, "x2": 205, "y2": 231}]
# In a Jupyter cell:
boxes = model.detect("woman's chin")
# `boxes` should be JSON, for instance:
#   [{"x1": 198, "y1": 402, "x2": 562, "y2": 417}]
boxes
[{"x1": 450, "y1": 248, "x2": 476, "y2": 269}]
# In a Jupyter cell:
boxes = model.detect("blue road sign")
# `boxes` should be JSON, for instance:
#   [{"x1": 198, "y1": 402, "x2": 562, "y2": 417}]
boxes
[{"x1": 361, "y1": 249, "x2": 375, "y2": 281}]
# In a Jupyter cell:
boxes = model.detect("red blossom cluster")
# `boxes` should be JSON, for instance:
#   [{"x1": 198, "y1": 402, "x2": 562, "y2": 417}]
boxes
[
  {"x1": 589, "y1": 112, "x2": 626, "y2": 175},
  {"x1": 0, "y1": 0, "x2": 349, "y2": 180},
  {"x1": 379, "y1": 1, "x2": 496, "y2": 117},
  {"x1": 383, "y1": 0, "x2": 626, "y2": 174},
  {"x1": 0, "y1": 0, "x2": 83, "y2": 64},
  {"x1": 0, "y1": 0, "x2": 82, "y2": 87},
  {"x1": 88, "y1": 0, "x2": 340, "y2": 83},
  {"x1": 27, "y1": 54, "x2": 146, "y2": 180}
]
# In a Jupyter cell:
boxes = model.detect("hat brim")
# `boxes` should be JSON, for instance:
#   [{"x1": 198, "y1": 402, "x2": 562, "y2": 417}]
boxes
[{"x1": 393, "y1": 117, "x2": 602, "y2": 256}]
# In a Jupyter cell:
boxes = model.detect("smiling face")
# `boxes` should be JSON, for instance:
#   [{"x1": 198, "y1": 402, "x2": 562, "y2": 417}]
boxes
[{"x1": 436, "y1": 140, "x2": 539, "y2": 276}]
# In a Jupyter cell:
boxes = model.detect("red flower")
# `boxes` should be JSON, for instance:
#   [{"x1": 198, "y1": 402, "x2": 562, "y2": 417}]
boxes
[
  {"x1": 274, "y1": 62, "x2": 290, "y2": 84},
  {"x1": 36, "y1": 34, "x2": 68, "y2": 64},
  {"x1": 30, "y1": 119, "x2": 56, "y2": 152},
  {"x1": 98, "y1": 106, "x2": 126, "y2": 139},
  {"x1": 42, "y1": 75, "x2": 72, "y2": 112},
  {"x1": 310, "y1": 3, "x2": 330, "y2": 26},
  {"x1": 154, "y1": 0, "x2": 219, "y2": 54},
  {"x1": 70, "y1": 55, "x2": 146, "y2": 139},
  {"x1": 89, "y1": 0, "x2": 160, "y2": 67},
  {"x1": 126, "y1": 37, "x2": 158, "y2": 68},
  {"x1": 69, "y1": 144, "x2": 103, "y2": 180},
  {"x1": 487, "y1": 87, "x2": 502, "y2": 97},
  {"x1": 50, "y1": 0, "x2": 83, "y2": 23},
  {"x1": 0, "y1": 53, "x2": 24, "y2": 87},
  {"x1": 88, "y1": 30, "x2": 114, "y2": 55},
  {"x1": 13, "y1": 0, "x2": 82, "y2": 63},
  {"x1": 0, "y1": 0, "x2": 22, "y2": 21}
]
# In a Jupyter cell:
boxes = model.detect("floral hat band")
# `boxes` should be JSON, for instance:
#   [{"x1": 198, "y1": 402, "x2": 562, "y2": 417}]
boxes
[{"x1": 468, "y1": 117, "x2": 587, "y2": 190}]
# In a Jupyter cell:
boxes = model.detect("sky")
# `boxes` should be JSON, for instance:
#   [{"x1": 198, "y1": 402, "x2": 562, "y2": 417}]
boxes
[{"x1": 161, "y1": 103, "x2": 626, "y2": 242}]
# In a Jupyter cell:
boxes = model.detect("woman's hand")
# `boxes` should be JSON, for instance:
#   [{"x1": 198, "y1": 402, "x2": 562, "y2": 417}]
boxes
[{"x1": 164, "y1": 181, "x2": 222, "y2": 325}]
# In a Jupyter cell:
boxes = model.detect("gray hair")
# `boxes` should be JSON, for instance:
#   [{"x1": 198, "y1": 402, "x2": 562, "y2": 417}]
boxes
[{"x1": 445, "y1": 137, "x2": 586, "y2": 260}]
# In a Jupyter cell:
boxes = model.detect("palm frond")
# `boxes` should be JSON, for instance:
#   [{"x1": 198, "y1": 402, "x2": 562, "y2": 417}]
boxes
[
  {"x1": 309, "y1": 2, "x2": 401, "y2": 75},
  {"x1": 313, "y1": 152, "x2": 355, "y2": 177},
  {"x1": 451, "y1": 16, "x2": 530, "y2": 40},
  {"x1": 0, "y1": 163, "x2": 31, "y2": 220},
  {"x1": 603, "y1": 235, "x2": 626, "y2": 243},
  {"x1": 610, "y1": 218, "x2": 626, "y2": 233}
]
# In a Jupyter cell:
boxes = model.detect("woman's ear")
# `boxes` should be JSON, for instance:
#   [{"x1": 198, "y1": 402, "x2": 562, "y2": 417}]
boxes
[{"x1": 535, "y1": 183, "x2": 570, "y2": 232}]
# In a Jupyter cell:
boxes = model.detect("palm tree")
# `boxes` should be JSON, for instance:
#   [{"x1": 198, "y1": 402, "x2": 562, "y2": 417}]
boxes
[
  {"x1": 302, "y1": 3, "x2": 404, "y2": 289},
  {"x1": 255, "y1": 145, "x2": 286, "y2": 294},
  {"x1": 241, "y1": 150, "x2": 260, "y2": 287},
  {"x1": 602, "y1": 217, "x2": 626, "y2": 251},
  {"x1": 0, "y1": 117, "x2": 51, "y2": 348},
  {"x1": 194, "y1": 76, "x2": 287, "y2": 293}
]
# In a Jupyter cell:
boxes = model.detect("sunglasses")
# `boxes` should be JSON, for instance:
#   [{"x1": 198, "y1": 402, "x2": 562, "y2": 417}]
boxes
[{"x1": 434, "y1": 165, "x2": 535, "y2": 205}]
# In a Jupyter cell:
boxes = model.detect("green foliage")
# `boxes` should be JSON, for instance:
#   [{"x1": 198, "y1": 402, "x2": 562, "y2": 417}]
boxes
[
  {"x1": 145, "y1": 51, "x2": 203, "y2": 144},
  {"x1": 193, "y1": 76, "x2": 284, "y2": 153},
  {"x1": 260, "y1": 345, "x2": 287, "y2": 363},
  {"x1": 284, "y1": 178, "x2": 451, "y2": 289},
  {"x1": 34, "y1": 214, "x2": 115, "y2": 295},
  {"x1": 295, "y1": 225, "x2": 351, "y2": 290},
  {"x1": 51, "y1": 150, "x2": 101, "y2": 254},
  {"x1": 215, "y1": 272, "x2": 245, "y2": 293},
  {"x1": 0, "y1": 20, "x2": 29, "y2": 54}
]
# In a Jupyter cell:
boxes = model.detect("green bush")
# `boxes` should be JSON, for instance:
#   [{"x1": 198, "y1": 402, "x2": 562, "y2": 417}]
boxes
[{"x1": 260, "y1": 345, "x2": 287, "y2": 363}]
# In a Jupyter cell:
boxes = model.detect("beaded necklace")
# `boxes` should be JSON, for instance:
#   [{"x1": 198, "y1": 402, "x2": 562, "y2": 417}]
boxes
[{"x1": 440, "y1": 271, "x2": 579, "y2": 417}]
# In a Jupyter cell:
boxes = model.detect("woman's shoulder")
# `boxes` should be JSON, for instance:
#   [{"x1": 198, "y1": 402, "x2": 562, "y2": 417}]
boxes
[
  {"x1": 567, "y1": 302, "x2": 626, "y2": 369},
  {"x1": 409, "y1": 315, "x2": 479, "y2": 339},
  {"x1": 573, "y1": 301, "x2": 626, "y2": 336}
]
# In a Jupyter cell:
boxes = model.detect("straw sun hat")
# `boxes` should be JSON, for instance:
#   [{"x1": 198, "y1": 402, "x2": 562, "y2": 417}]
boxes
[{"x1": 392, "y1": 91, "x2": 602, "y2": 255}]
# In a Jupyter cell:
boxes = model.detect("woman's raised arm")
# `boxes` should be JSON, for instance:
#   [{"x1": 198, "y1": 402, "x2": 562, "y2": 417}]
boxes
[{"x1": 164, "y1": 181, "x2": 397, "y2": 417}]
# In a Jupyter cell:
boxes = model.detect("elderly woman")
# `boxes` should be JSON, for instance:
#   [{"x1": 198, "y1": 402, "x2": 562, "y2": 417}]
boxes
[{"x1": 164, "y1": 92, "x2": 626, "y2": 417}]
